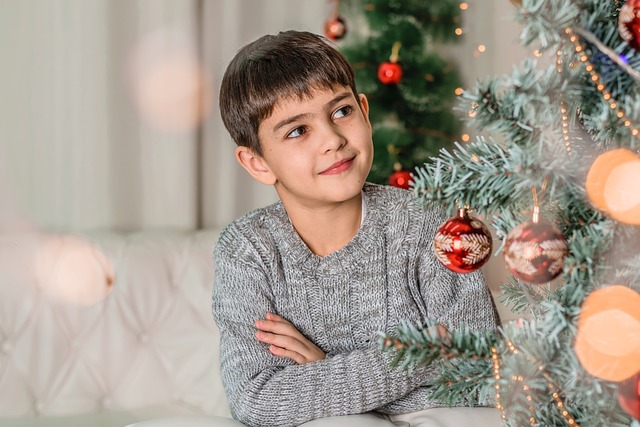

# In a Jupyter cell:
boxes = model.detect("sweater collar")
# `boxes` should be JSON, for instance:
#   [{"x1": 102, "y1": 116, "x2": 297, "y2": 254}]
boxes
[{"x1": 267, "y1": 183, "x2": 383, "y2": 265}]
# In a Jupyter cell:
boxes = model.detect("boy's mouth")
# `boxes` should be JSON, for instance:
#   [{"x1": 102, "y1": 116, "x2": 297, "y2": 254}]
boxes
[{"x1": 319, "y1": 156, "x2": 356, "y2": 175}]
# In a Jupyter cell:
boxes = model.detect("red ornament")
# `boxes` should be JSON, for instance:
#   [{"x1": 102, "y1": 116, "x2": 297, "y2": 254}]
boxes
[
  {"x1": 619, "y1": 0, "x2": 640, "y2": 51},
  {"x1": 389, "y1": 169, "x2": 413, "y2": 189},
  {"x1": 618, "y1": 371, "x2": 640, "y2": 420},
  {"x1": 378, "y1": 62, "x2": 403, "y2": 85},
  {"x1": 504, "y1": 220, "x2": 568, "y2": 284},
  {"x1": 433, "y1": 209, "x2": 493, "y2": 274},
  {"x1": 324, "y1": 17, "x2": 347, "y2": 41}
]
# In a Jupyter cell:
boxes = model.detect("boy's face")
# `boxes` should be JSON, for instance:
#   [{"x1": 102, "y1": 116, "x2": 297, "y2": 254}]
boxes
[{"x1": 245, "y1": 85, "x2": 373, "y2": 209}]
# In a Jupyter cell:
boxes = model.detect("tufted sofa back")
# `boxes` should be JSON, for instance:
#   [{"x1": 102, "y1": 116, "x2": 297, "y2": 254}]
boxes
[{"x1": 0, "y1": 230, "x2": 230, "y2": 419}]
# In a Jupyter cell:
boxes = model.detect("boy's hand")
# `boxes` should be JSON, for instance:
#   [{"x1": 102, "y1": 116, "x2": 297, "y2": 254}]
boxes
[{"x1": 255, "y1": 312, "x2": 326, "y2": 364}]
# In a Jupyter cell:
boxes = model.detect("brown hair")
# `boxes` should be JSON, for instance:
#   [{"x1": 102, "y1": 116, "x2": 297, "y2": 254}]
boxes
[{"x1": 219, "y1": 30, "x2": 358, "y2": 155}]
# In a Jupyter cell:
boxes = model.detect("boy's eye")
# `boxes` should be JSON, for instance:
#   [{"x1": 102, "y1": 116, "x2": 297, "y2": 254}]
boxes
[
  {"x1": 333, "y1": 105, "x2": 353, "y2": 119},
  {"x1": 286, "y1": 126, "x2": 306, "y2": 139}
]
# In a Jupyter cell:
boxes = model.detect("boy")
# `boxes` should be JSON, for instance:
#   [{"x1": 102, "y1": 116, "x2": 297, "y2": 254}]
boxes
[{"x1": 213, "y1": 30, "x2": 499, "y2": 427}]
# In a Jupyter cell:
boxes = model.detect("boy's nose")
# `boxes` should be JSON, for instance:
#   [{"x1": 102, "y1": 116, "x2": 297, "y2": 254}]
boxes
[{"x1": 322, "y1": 128, "x2": 346, "y2": 153}]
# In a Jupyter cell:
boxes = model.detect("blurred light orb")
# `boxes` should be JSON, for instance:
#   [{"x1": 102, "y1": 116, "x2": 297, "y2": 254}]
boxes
[
  {"x1": 603, "y1": 160, "x2": 640, "y2": 225},
  {"x1": 36, "y1": 235, "x2": 114, "y2": 306},
  {"x1": 128, "y1": 29, "x2": 213, "y2": 132},
  {"x1": 574, "y1": 285, "x2": 640, "y2": 381},
  {"x1": 586, "y1": 148, "x2": 638, "y2": 212}
]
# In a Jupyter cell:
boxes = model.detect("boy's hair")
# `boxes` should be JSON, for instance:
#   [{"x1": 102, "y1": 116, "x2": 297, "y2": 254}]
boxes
[{"x1": 219, "y1": 30, "x2": 358, "y2": 155}]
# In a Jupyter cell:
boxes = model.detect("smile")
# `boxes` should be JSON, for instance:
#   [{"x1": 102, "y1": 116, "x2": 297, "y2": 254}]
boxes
[{"x1": 319, "y1": 156, "x2": 356, "y2": 175}]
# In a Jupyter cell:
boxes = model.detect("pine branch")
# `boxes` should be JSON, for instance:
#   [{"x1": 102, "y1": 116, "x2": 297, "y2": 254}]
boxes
[
  {"x1": 412, "y1": 139, "x2": 527, "y2": 215},
  {"x1": 515, "y1": 0, "x2": 581, "y2": 48},
  {"x1": 498, "y1": 276, "x2": 556, "y2": 317}
]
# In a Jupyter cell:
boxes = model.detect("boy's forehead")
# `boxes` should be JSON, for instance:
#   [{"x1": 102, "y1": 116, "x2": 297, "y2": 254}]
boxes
[{"x1": 269, "y1": 84, "x2": 353, "y2": 114}]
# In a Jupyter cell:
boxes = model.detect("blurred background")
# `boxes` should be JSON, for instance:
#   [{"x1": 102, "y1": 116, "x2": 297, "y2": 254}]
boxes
[
  {"x1": 0, "y1": 0, "x2": 537, "y2": 422},
  {"x1": 0, "y1": 0, "x2": 538, "y2": 318},
  {"x1": 0, "y1": 0, "x2": 529, "y2": 233}
]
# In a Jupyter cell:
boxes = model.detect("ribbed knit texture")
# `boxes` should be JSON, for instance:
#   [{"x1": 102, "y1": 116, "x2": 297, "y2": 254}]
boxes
[{"x1": 212, "y1": 183, "x2": 499, "y2": 427}]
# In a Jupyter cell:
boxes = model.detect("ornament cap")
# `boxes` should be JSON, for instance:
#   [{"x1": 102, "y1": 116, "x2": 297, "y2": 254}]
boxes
[{"x1": 390, "y1": 42, "x2": 401, "y2": 63}]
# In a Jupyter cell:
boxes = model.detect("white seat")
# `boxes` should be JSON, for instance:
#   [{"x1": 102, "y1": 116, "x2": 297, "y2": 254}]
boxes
[{"x1": 125, "y1": 416, "x2": 246, "y2": 427}]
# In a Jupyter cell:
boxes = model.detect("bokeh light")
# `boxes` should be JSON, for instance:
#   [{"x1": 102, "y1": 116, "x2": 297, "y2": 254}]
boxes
[
  {"x1": 35, "y1": 235, "x2": 114, "y2": 306},
  {"x1": 127, "y1": 29, "x2": 213, "y2": 132},
  {"x1": 603, "y1": 160, "x2": 640, "y2": 225},
  {"x1": 574, "y1": 285, "x2": 640, "y2": 382},
  {"x1": 586, "y1": 148, "x2": 639, "y2": 212}
]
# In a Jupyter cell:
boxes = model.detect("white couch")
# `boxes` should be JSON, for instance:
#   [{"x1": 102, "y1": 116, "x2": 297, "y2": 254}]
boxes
[{"x1": 0, "y1": 230, "x2": 502, "y2": 427}]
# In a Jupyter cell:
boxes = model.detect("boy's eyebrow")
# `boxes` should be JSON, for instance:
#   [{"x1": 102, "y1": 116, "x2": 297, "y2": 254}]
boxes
[{"x1": 272, "y1": 91, "x2": 354, "y2": 134}]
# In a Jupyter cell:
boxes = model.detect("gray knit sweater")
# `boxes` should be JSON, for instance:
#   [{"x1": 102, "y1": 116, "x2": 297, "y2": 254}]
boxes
[{"x1": 212, "y1": 183, "x2": 498, "y2": 427}]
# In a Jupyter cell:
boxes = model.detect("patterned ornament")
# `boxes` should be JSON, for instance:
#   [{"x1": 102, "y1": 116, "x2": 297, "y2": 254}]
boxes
[
  {"x1": 619, "y1": 0, "x2": 640, "y2": 51},
  {"x1": 504, "y1": 220, "x2": 568, "y2": 284},
  {"x1": 389, "y1": 169, "x2": 413, "y2": 190},
  {"x1": 324, "y1": 16, "x2": 347, "y2": 41},
  {"x1": 378, "y1": 62, "x2": 403, "y2": 85},
  {"x1": 618, "y1": 371, "x2": 640, "y2": 420},
  {"x1": 433, "y1": 209, "x2": 493, "y2": 274}
]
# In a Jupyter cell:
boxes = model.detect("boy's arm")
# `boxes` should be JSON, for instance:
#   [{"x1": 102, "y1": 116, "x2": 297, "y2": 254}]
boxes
[
  {"x1": 417, "y1": 206, "x2": 500, "y2": 333},
  {"x1": 213, "y1": 238, "x2": 433, "y2": 427},
  {"x1": 375, "y1": 205, "x2": 500, "y2": 415},
  {"x1": 255, "y1": 311, "x2": 326, "y2": 364}
]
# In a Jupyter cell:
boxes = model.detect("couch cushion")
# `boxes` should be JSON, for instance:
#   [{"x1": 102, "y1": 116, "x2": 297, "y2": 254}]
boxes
[{"x1": 0, "y1": 230, "x2": 229, "y2": 419}]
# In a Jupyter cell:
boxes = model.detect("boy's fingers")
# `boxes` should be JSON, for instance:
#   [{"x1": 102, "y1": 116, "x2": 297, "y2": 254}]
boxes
[
  {"x1": 256, "y1": 331, "x2": 306, "y2": 353},
  {"x1": 269, "y1": 345, "x2": 305, "y2": 364},
  {"x1": 256, "y1": 331, "x2": 324, "y2": 363},
  {"x1": 256, "y1": 319, "x2": 305, "y2": 340}
]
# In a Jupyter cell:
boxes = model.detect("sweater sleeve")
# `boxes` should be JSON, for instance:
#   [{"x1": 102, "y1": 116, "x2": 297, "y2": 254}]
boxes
[
  {"x1": 418, "y1": 205, "x2": 500, "y2": 333},
  {"x1": 212, "y1": 230, "x2": 433, "y2": 427}
]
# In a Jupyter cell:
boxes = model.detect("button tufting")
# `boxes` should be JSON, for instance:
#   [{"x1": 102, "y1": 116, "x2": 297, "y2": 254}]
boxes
[
  {"x1": 138, "y1": 333, "x2": 149, "y2": 343},
  {"x1": 34, "y1": 400, "x2": 45, "y2": 413},
  {"x1": 1, "y1": 340, "x2": 12, "y2": 353}
]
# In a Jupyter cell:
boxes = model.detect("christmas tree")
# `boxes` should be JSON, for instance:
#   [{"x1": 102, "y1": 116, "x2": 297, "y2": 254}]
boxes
[
  {"x1": 382, "y1": 0, "x2": 640, "y2": 426},
  {"x1": 325, "y1": 0, "x2": 464, "y2": 186}
]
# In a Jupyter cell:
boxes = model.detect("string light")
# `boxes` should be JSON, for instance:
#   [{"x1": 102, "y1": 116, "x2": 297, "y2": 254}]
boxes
[
  {"x1": 461, "y1": 133, "x2": 470, "y2": 142},
  {"x1": 455, "y1": 87, "x2": 463, "y2": 95},
  {"x1": 491, "y1": 347, "x2": 507, "y2": 421},
  {"x1": 460, "y1": 2, "x2": 469, "y2": 10},
  {"x1": 563, "y1": 27, "x2": 640, "y2": 138},
  {"x1": 478, "y1": 44, "x2": 486, "y2": 53},
  {"x1": 455, "y1": 27, "x2": 463, "y2": 36},
  {"x1": 492, "y1": 341, "x2": 581, "y2": 426}
]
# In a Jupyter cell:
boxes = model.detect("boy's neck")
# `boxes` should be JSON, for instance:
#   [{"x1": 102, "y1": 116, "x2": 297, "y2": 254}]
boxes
[{"x1": 283, "y1": 193, "x2": 363, "y2": 257}]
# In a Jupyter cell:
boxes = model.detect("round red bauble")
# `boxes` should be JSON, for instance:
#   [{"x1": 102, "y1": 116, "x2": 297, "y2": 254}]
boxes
[
  {"x1": 504, "y1": 221, "x2": 568, "y2": 284},
  {"x1": 324, "y1": 17, "x2": 347, "y2": 41},
  {"x1": 618, "y1": 371, "x2": 640, "y2": 420},
  {"x1": 433, "y1": 209, "x2": 493, "y2": 274},
  {"x1": 619, "y1": 0, "x2": 640, "y2": 51},
  {"x1": 378, "y1": 62, "x2": 403, "y2": 85},
  {"x1": 389, "y1": 170, "x2": 413, "y2": 189}
]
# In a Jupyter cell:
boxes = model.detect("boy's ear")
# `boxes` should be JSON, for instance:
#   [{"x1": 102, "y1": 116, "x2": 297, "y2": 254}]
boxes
[
  {"x1": 235, "y1": 146, "x2": 277, "y2": 185},
  {"x1": 358, "y1": 93, "x2": 371, "y2": 126}
]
